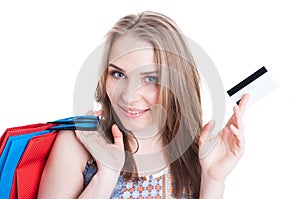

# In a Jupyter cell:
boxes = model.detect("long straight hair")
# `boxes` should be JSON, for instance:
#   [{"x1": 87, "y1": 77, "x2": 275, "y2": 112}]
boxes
[{"x1": 95, "y1": 11, "x2": 203, "y2": 198}]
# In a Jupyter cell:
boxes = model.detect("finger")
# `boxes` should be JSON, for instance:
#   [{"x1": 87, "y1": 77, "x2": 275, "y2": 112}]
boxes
[
  {"x1": 85, "y1": 109, "x2": 103, "y2": 116},
  {"x1": 229, "y1": 124, "x2": 244, "y2": 151},
  {"x1": 111, "y1": 124, "x2": 124, "y2": 150},
  {"x1": 229, "y1": 124, "x2": 241, "y2": 141},
  {"x1": 94, "y1": 110, "x2": 103, "y2": 116},
  {"x1": 233, "y1": 105, "x2": 243, "y2": 131},
  {"x1": 86, "y1": 110, "x2": 94, "y2": 115},
  {"x1": 74, "y1": 130, "x2": 80, "y2": 140},
  {"x1": 76, "y1": 129, "x2": 125, "y2": 171},
  {"x1": 198, "y1": 120, "x2": 215, "y2": 150},
  {"x1": 75, "y1": 129, "x2": 87, "y2": 140},
  {"x1": 75, "y1": 130, "x2": 105, "y2": 146},
  {"x1": 238, "y1": 94, "x2": 250, "y2": 116}
]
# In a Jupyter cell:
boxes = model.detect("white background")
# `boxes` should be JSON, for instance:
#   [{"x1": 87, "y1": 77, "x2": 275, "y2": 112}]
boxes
[{"x1": 0, "y1": 0, "x2": 299, "y2": 198}]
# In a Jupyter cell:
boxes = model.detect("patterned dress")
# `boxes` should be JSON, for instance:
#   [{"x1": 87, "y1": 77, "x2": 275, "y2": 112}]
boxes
[{"x1": 83, "y1": 160, "x2": 195, "y2": 198}]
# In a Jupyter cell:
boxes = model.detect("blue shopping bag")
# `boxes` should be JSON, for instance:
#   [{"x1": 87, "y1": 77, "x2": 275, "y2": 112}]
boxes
[{"x1": 0, "y1": 115, "x2": 99, "y2": 199}]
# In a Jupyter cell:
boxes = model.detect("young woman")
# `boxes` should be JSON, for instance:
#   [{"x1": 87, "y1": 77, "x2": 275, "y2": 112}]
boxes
[{"x1": 38, "y1": 11, "x2": 249, "y2": 199}]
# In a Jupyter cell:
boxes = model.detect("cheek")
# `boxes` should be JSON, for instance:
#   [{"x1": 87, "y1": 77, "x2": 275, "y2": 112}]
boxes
[
  {"x1": 143, "y1": 86, "x2": 160, "y2": 105},
  {"x1": 105, "y1": 77, "x2": 117, "y2": 102}
]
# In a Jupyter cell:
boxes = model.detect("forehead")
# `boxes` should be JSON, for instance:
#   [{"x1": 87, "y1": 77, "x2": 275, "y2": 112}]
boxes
[{"x1": 109, "y1": 35, "x2": 155, "y2": 72}]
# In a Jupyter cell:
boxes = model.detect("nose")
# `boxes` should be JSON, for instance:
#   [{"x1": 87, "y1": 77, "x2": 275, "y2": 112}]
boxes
[{"x1": 120, "y1": 78, "x2": 142, "y2": 104}]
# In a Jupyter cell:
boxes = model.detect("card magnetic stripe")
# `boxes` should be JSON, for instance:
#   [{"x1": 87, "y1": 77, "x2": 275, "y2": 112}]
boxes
[{"x1": 227, "y1": 66, "x2": 268, "y2": 97}]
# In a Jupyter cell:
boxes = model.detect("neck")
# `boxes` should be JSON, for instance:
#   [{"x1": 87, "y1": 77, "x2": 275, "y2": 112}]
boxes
[
  {"x1": 129, "y1": 124, "x2": 162, "y2": 154},
  {"x1": 130, "y1": 132, "x2": 167, "y2": 176},
  {"x1": 136, "y1": 134, "x2": 162, "y2": 154}
]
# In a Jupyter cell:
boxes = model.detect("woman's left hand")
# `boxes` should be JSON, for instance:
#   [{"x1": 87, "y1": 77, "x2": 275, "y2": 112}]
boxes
[{"x1": 198, "y1": 94, "x2": 250, "y2": 182}]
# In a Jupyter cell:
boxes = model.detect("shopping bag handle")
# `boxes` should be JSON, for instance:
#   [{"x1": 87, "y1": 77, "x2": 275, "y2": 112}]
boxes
[
  {"x1": 48, "y1": 115, "x2": 99, "y2": 131},
  {"x1": 48, "y1": 123, "x2": 98, "y2": 131},
  {"x1": 49, "y1": 115, "x2": 99, "y2": 124}
]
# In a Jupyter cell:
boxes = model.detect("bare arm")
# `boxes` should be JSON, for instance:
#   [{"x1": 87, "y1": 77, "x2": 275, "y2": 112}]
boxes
[
  {"x1": 76, "y1": 124, "x2": 125, "y2": 199},
  {"x1": 198, "y1": 94, "x2": 249, "y2": 199},
  {"x1": 38, "y1": 130, "x2": 90, "y2": 199},
  {"x1": 199, "y1": 172, "x2": 225, "y2": 199},
  {"x1": 38, "y1": 123, "x2": 125, "y2": 199}
]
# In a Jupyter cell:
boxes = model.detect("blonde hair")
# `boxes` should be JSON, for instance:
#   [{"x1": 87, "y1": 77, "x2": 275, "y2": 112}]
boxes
[{"x1": 95, "y1": 11, "x2": 203, "y2": 198}]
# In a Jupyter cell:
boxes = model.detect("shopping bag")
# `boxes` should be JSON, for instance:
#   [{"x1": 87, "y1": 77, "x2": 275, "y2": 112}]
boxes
[
  {"x1": 10, "y1": 132, "x2": 57, "y2": 199},
  {"x1": 0, "y1": 115, "x2": 99, "y2": 199},
  {"x1": 0, "y1": 123, "x2": 55, "y2": 156}
]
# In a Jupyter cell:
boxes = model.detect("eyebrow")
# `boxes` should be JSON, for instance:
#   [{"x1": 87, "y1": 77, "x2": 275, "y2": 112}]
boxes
[
  {"x1": 140, "y1": 71, "x2": 158, "y2": 75},
  {"x1": 108, "y1": 63, "x2": 158, "y2": 75},
  {"x1": 108, "y1": 63, "x2": 125, "y2": 72}
]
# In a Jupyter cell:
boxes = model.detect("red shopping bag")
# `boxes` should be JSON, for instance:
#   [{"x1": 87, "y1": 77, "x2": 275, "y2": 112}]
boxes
[
  {"x1": 0, "y1": 116, "x2": 99, "y2": 199},
  {"x1": 10, "y1": 132, "x2": 57, "y2": 199},
  {"x1": 0, "y1": 123, "x2": 55, "y2": 156}
]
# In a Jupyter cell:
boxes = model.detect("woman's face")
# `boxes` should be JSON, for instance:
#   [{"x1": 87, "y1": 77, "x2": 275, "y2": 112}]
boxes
[{"x1": 106, "y1": 36, "x2": 160, "y2": 132}]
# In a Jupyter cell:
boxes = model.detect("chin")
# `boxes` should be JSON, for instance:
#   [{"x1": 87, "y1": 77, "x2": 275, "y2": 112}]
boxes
[
  {"x1": 115, "y1": 112, "x2": 150, "y2": 131},
  {"x1": 121, "y1": 118, "x2": 151, "y2": 131}
]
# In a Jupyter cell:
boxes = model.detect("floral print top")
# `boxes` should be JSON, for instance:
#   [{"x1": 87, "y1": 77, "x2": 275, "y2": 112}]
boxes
[{"x1": 83, "y1": 160, "x2": 195, "y2": 198}]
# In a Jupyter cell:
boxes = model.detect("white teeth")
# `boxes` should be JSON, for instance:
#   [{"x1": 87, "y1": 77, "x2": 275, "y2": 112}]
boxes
[{"x1": 127, "y1": 110, "x2": 143, "y2": 114}]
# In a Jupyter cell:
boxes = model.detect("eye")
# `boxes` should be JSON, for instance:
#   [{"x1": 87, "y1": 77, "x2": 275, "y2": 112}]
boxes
[
  {"x1": 144, "y1": 76, "x2": 159, "y2": 84},
  {"x1": 110, "y1": 71, "x2": 126, "y2": 80}
]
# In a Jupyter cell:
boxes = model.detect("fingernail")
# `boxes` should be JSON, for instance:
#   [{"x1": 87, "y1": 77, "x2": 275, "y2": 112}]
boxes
[
  {"x1": 112, "y1": 124, "x2": 118, "y2": 131},
  {"x1": 234, "y1": 105, "x2": 239, "y2": 112},
  {"x1": 209, "y1": 120, "x2": 215, "y2": 131}
]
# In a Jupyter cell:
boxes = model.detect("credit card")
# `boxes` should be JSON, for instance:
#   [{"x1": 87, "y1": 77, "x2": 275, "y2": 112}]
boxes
[{"x1": 227, "y1": 66, "x2": 278, "y2": 106}]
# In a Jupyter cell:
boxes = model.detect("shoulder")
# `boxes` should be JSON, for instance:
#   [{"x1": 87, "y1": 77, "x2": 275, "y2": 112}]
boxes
[
  {"x1": 38, "y1": 130, "x2": 91, "y2": 198},
  {"x1": 50, "y1": 130, "x2": 90, "y2": 171}
]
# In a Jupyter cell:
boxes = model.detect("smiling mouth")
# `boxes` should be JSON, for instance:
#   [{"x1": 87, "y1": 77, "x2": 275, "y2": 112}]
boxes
[{"x1": 119, "y1": 106, "x2": 150, "y2": 118}]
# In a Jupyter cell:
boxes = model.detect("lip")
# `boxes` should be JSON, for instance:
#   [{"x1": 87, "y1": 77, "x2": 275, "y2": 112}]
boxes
[{"x1": 119, "y1": 105, "x2": 150, "y2": 119}]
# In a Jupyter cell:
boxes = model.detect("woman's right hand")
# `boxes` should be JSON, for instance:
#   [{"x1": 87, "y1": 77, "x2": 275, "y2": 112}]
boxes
[{"x1": 75, "y1": 110, "x2": 125, "y2": 175}]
